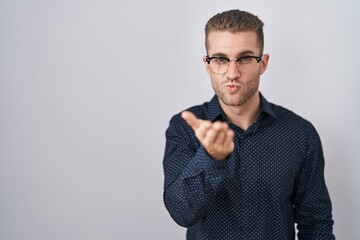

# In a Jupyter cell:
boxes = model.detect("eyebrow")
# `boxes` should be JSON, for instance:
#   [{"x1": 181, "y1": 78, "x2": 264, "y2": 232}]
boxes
[{"x1": 210, "y1": 50, "x2": 257, "y2": 57}]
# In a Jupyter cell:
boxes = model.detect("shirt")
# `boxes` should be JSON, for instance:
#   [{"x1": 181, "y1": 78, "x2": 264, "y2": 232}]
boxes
[{"x1": 163, "y1": 93, "x2": 335, "y2": 240}]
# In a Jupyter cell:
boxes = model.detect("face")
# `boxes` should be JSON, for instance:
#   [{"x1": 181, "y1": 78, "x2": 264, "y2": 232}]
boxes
[{"x1": 204, "y1": 31, "x2": 269, "y2": 108}]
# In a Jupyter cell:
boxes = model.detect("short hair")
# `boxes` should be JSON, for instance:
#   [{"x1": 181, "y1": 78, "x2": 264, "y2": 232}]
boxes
[{"x1": 205, "y1": 9, "x2": 264, "y2": 54}]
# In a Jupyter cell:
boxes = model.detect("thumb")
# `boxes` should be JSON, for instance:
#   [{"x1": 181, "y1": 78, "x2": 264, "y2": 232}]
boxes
[{"x1": 181, "y1": 111, "x2": 200, "y2": 131}]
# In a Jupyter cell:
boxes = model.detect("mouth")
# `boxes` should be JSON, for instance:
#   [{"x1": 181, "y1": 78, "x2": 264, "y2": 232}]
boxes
[{"x1": 225, "y1": 84, "x2": 240, "y2": 93}]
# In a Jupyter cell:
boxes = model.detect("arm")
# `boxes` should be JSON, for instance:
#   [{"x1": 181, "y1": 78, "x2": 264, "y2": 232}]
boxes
[
  {"x1": 294, "y1": 127, "x2": 335, "y2": 239},
  {"x1": 163, "y1": 111, "x2": 233, "y2": 227}
]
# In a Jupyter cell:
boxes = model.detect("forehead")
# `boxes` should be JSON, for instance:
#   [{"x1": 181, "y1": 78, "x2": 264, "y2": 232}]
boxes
[{"x1": 207, "y1": 31, "x2": 260, "y2": 56}]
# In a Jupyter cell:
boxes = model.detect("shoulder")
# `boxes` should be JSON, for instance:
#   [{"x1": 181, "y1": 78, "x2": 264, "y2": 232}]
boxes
[
  {"x1": 272, "y1": 103, "x2": 316, "y2": 132},
  {"x1": 261, "y1": 94, "x2": 316, "y2": 135},
  {"x1": 268, "y1": 103, "x2": 321, "y2": 150}
]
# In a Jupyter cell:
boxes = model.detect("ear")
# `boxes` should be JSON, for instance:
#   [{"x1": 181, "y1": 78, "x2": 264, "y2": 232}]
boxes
[
  {"x1": 259, "y1": 54, "x2": 270, "y2": 75},
  {"x1": 203, "y1": 56, "x2": 211, "y2": 75}
]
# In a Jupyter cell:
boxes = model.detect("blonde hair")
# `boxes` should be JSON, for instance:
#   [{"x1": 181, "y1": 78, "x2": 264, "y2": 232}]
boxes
[{"x1": 205, "y1": 10, "x2": 264, "y2": 53}]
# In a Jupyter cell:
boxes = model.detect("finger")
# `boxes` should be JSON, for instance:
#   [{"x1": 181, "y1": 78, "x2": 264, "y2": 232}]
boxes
[
  {"x1": 203, "y1": 125, "x2": 234, "y2": 160},
  {"x1": 195, "y1": 120, "x2": 211, "y2": 140},
  {"x1": 226, "y1": 128, "x2": 234, "y2": 140},
  {"x1": 201, "y1": 121, "x2": 227, "y2": 148},
  {"x1": 209, "y1": 121, "x2": 226, "y2": 143},
  {"x1": 202, "y1": 127, "x2": 218, "y2": 145},
  {"x1": 214, "y1": 121, "x2": 231, "y2": 142},
  {"x1": 224, "y1": 129, "x2": 235, "y2": 151},
  {"x1": 181, "y1": 111, "x2": 200, "y2": 131}
]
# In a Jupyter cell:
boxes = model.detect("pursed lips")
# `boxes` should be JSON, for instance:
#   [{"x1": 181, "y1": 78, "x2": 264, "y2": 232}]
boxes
[{"x1": 225, "y1": 84, "x2": 240, "y2": 93}]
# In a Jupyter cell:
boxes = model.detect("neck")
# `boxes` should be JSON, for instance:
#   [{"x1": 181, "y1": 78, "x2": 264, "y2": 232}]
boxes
[{"x1": 219, "y1": 91, "x2": 261, "y2": 131}]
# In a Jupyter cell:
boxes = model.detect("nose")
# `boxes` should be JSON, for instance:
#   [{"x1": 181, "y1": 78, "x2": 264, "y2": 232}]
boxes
[{"x1": 226, "y1": 59, "x2": 241, "y2": 79}]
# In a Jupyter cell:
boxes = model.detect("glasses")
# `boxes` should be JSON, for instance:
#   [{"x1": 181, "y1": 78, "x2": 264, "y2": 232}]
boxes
[{"x1": 205, "y1": 55, "x2": 263, "y2": 75}]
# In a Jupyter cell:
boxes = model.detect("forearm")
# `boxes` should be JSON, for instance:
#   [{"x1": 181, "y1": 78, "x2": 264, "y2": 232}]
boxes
[
  {"x1": 163, "y1": 147, "x2": 228, "y2": 228},
  {"x1": 295, "y1": 183, "x2": 334, "y2": 239},
  {"x1": 164, "y1": 172, "x2": 215, "y2": 227},
  {"x1": 297, "y1": 217, "x2": 335, "y2": 240},
  {"x1": 295, "y1": 129, "x2": 335, "y2": 239}
]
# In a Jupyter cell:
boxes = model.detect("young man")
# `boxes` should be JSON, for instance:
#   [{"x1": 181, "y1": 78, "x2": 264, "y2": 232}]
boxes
[{"x1": 163, "y1": 10, "x2": 335, "y2": 239}]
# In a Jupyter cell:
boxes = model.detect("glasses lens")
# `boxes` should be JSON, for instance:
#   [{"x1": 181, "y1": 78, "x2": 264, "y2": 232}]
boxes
[
  {"x1": 237, "y1": 57, "x2": 259, "y2": 74},
  {"x1": 209, "y1": 57, "x2": 261, "y2": 74},
  {"x1": 209, "y1": 58, "x2": 228, "y2": 75}
]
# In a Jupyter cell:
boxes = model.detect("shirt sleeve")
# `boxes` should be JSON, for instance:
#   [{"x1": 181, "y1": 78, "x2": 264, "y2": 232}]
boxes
[
  {"x1": 163, "y1": 114, "x2": 229, "y2": 228},
  {"x1": 293, "y1": 126, "x2": 335, "y2": 239}
]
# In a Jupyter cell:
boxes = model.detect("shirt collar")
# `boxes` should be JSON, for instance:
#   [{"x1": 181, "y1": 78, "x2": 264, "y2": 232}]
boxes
[
  {"x1": 259, "y1": 92, "x2": 277, "y2": 119},
  {"x1": 208, "y1": 95, "x2": 224, "y2": 121},
  {"x1": 207, "y1": 92, "x2": 277, "y2": 122}
]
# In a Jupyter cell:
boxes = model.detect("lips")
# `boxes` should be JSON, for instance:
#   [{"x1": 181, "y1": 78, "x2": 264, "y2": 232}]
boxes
[{"x1": 225, "y1": 84, "x2": 240, "y2": 93}]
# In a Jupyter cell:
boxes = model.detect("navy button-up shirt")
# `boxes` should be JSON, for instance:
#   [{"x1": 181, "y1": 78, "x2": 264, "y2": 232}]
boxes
[{"x1": 163, "y1": 93, "x2": 334, "y2": 239}]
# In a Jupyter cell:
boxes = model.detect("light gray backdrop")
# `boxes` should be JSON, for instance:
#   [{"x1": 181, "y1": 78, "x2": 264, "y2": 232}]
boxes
[{"x1": 1, "y1": 0, "x2": 359, "y2": 239}]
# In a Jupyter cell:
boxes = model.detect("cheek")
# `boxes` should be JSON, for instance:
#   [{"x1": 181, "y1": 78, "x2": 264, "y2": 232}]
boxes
[
  {"x1": 209, "y1": 75, "x2": 216, "y2": 88},
  {"x1": 210, "y1": 75, "x2": 223, "y2": 89}
]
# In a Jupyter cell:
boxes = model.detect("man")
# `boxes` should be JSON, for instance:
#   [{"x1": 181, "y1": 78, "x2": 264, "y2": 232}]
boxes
[{"x1": 163, "y1": 9, "x2": 335, "y2": 239}]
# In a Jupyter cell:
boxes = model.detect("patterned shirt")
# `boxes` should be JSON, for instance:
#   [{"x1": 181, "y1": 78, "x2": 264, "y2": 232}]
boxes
[{"x1": 163, "y1": 93, "x2": 335, "y2": 239}]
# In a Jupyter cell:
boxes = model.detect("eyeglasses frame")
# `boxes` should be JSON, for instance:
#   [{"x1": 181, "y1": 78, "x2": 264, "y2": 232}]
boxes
[{"x1": 205, "y1": 55, "x2": 263, "y2": 75}]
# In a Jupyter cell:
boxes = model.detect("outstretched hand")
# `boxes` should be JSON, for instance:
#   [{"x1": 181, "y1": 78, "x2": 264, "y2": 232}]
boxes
[{"x1": 181, "y1": 111, "x2": 235, "y2": 161}]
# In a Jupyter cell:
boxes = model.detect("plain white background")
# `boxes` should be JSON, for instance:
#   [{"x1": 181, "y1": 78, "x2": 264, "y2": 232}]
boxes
[{"x1": 1, "y1": 0, "x2": 359, "y2": 239}]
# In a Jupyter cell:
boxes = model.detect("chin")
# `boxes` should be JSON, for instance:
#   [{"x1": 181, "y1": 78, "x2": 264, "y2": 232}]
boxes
[
  {"x1": 226, "y1": 101, "x2": 245, "y2": 107},
  {"x1": 220, "y1": 97, "x2": 246, "y2": 107}
]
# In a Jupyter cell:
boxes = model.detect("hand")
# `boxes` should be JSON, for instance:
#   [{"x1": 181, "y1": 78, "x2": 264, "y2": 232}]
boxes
[{"x1": 181, "y1": 111, "x2": 234, "y2": 160}]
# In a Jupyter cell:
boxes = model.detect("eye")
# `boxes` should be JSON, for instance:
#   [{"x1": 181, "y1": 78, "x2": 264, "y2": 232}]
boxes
[
  {"x1": 237, "y1": 56, "x2": 253, "y2": 64},
  {"x1": 215, "y1": 57, "x2": 228, "y2": 64}
]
